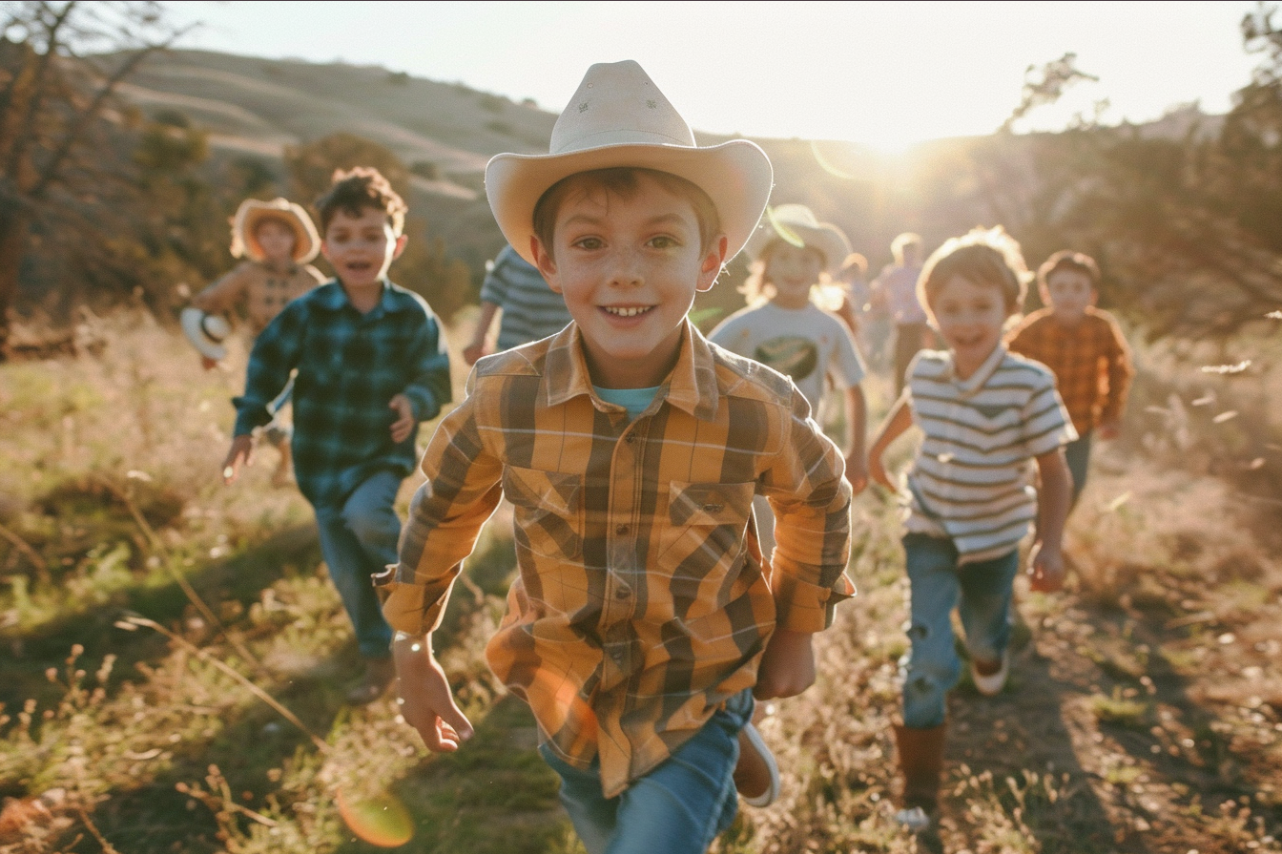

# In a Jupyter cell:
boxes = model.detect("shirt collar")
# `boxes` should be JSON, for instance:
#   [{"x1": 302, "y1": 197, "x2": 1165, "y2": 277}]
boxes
[
  {"x1": 543, "y1": 319, "x2": 720, "y2": 421},
  {"x1": 944, "y1": 342, "x2": 1008, "y2": 396},
  {"x1": 314, "y1": 279, "x2": 404, "y2": 316}
]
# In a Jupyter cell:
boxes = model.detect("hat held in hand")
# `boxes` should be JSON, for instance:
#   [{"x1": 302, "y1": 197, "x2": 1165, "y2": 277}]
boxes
[
  {"x1": 485, "y1": 60, "x2": 773, "y2": 266},
  {"x1": 180, "y1": 306, "x2": 232, "y2": 360}
]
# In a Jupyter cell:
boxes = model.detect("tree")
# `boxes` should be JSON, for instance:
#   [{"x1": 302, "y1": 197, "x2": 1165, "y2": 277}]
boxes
[{"x1": 0, "y1": 0, "x2": 188, "y2": 356}]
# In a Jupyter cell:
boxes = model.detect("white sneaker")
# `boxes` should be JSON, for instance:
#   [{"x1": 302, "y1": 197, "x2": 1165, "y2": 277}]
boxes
[
  {"x1": 736, "y1": 722, "x2": 780, "y2": 807},
  {"x1": 894, "y1": 805, "x2": 932, "y2": 832},
  {"x1": 971, "y1": 649, "x2": 1010, "y2": 696}
]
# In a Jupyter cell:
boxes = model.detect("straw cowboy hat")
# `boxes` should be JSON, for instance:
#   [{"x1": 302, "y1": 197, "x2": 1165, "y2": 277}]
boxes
[
  {"x1": 745, "y1": 204, "x2": 852, "y2": 277},
  {"x1": 180, "y1": 306, "x2": 232, "y2": 361},
  {"x1": 229, "y1": 197, "x2": 321, "y2": 264},
  {"x1": 485, "y1": 60, "x2": 773, "y2": 266}
]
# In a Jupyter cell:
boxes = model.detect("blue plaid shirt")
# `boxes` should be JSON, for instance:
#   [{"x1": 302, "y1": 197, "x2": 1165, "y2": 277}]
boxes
[{"x1": 233, "y1": 280, "x2": 451, "y2": 509}]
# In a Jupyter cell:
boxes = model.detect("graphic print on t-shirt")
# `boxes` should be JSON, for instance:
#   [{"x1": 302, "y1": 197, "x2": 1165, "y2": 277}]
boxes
[{"x1": 754, "y1": 335, "x2": 819, "y2": 384}]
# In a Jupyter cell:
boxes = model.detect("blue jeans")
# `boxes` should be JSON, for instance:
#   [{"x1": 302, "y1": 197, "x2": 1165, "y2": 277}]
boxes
[
  {"x1": 539, "y1": 690, "x2": 752, "y2": 854},
  {"x1": 900, "y1": 534, "x2": 1020, "y2": 729},
  {"x1": 313, "y1": 470, "x2": 399, "y2": 659},
  {"x1": 1063, "y1": 430, "x2": 1092, "y2": 506}
]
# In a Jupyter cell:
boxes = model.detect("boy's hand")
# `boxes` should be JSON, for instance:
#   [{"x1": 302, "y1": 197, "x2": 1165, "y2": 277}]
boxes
[
  {"x1": 753, "y1": 628, "x2": 815, "y2": 699},
  {"x1": 393, "y1": 635, "x2": 474, "y2": 752},
  {"x1": 1028, "y1": 540, "x2": 1066, "y2": 593},
  {"x1": 1097, "y1": 421, "x2": 1121, "y2": 441},
  {"x1": 389, "y1": 394, "x2": 415, "y2": 443},
  {"x1": 221, "y1": 435, "x2": 253, "y2": 484},
  {"x1": 844, "y1": 452, "x2": 868, "y2": 495},
  {"x1": 462, "y1": 341, "x2": 487, "y2": 366}
]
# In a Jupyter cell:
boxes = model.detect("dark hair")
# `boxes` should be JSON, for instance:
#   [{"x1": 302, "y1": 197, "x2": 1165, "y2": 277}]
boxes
[
  {"x1": 918, "y1": 226, "x2": 1029, "y2": 315},
  {"x1": 532, "y1": 167, "x2": 721, "y2": 258},
  {"x1": 314, "y1": 166, "x2": 407, "y2": 235},
  {"x1": 1037, "y1": 249, "x2": 1100, "y2": 290}
]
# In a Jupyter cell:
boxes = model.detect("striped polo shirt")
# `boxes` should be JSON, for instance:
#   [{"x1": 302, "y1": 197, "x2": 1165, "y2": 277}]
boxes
[
  {"x1": 903, "y1": 345, "x2": 1076, "y2": 563},
  {"x1": 480, "y1": 244, "x2": 573, "y2": 351}
]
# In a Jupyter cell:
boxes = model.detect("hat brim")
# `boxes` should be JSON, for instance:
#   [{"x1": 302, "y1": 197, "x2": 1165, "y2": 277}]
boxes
[
  {"x1": 180, "y1": 307, "x2": 228, "y2": 361},
  {"x1": 485, "y1": 139, "x2": 773, "y2": 267},
  {"x1": 239, "y1": 207, "x2": 320, "y2": 264},
  {"x1": 745, "y1": 219, "x2": 852, "y2": 277}
]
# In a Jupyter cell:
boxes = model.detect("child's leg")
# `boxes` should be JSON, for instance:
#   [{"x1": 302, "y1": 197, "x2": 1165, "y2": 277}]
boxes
[
  {"x1": 541, "y1": 690, "x2": 751, "y2": 854},
  {"x1": 957, "y1": 549, "x2": 1020, "y2": 667},
  {"x1": 901, "y1": 534, "x2": 963, "y2": 729},
  {"x1": 1062, "y1": 430, "x2": 1093, "y2": 507},
  {"x1": 313, "y1": 470, "x2": 399, "y2": 659}
]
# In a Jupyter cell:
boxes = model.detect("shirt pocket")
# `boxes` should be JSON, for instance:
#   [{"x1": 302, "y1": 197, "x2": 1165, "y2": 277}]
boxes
[
  {"x1": 502, "y1": 466, "x2": 583, "y2": 560},
  {"x1": 657, "y1": 481, "x2": 756, "y2": 609}
]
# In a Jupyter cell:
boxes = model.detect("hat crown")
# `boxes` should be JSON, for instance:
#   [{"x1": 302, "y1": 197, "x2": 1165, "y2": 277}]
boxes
[
  {"x1": 550, "y1": 60, "x2": 695, "y2": 155},
  {"x1": 769, "y1": 204, "x2": 823, "y2": 230}
]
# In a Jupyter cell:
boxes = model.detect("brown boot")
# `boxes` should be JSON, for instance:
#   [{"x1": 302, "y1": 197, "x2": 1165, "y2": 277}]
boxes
[{"x1": 892, "y1": 722, "x2": 946, "y2": 832}]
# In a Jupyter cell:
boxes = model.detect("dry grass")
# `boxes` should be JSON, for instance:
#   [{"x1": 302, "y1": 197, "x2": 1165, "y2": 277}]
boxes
[{"x1": 2, "y1": 315, "x2": 1281, "y2": 853}]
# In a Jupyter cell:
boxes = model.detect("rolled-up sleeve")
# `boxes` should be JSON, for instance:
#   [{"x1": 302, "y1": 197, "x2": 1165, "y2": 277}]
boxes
[
  {"x1": 761, "y1": 389, "x2": 855, "y2": 632},
  {"x1": 378, "y1": 380, "x2": 504, "y2": 635}
]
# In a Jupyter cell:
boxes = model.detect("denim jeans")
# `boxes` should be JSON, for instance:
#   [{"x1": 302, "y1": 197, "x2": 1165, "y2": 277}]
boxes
[
  {"x1": 539, "y1": 689, "x2": 752, "y2": 854},
  {"x1": 1063, "y1": 430, "x2": 1092, "y2": 506},
  {"x1": 313, "y1": 469, "x2": 399, "y2": 659},
  {"x1": 900, "y1": 534, "x2": 1020, "y2": 729}
]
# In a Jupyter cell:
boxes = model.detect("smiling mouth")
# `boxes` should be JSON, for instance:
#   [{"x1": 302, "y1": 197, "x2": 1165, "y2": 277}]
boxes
[
  {"x1": 603, "y1": 306, "x2": 653, "y2": 318},
  {"x1": 346, "y1": 261, "x2": 373, "y2": 271}
]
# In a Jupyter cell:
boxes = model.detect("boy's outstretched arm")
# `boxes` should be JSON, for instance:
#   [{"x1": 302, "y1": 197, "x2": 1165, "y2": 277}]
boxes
[
  {"x1": 844, "y1": 385, "x2": 868, "y2": 494},
  {"x1": 868, "y1": 391, "x2": 913, "y2": 490},
  {"x1": 1030, "y1": 447, "x2": 1072, "y2": 592},
  {"x1": 753, "y1": 628, "x2": 815, "y2": 699},
  {"x1": 392, "y1": 631, "x2": 474, "y2": 751}
]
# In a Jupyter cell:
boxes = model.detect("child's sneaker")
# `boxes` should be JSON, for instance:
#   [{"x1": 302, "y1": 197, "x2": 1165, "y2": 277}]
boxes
[
  {"x1": 735, "y1": 722, "x2": 780, "y2": 807},
  {"x1": 971, "y1": 649, "x2": 1010, "y2": 696}
]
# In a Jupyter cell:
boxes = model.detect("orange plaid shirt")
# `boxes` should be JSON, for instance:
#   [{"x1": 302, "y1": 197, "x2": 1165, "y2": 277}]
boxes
[
  {"x1": 1006, "y1": 307, "x2": 1134, "y2": 435},
  {"x1": 379, "y1": 321, "x2": 854, "y2": 797}
]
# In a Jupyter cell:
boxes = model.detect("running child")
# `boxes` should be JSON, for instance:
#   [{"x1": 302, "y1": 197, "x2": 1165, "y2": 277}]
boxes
[
  {"x1": 381, "y1": 61, "x2": 854, "y2": 854},
  {"x1": 1007, "y1": 250, "x2": 1134, "y2": 507},
  {"x1": 867, "y1": 227, "x2": 1075, "y2": 832},
  {"x1": 221, "y1": 168, "x2": 451, "y2": 705},
  {"x1": 184, "y1": 198, "x2": 325, "y2": 484},
  {"x1": 710, "y1": 203, "x2": 869, "y2": 560}
]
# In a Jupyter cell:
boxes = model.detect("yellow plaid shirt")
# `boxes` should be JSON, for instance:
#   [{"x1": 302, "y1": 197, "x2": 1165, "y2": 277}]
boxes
[{"x1": 380, "y1": 320, "x2": 854, "y2": 797}]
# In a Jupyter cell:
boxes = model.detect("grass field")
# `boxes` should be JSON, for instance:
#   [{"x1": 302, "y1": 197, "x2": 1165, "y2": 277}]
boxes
[{"x1": 1, "y1": 309, "x2": 1280, "y2": 853}]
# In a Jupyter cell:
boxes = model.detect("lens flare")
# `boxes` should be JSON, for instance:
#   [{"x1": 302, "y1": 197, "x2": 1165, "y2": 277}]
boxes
[{"x1": 335, "y1": 787, "x2": 414, "y2": 848}]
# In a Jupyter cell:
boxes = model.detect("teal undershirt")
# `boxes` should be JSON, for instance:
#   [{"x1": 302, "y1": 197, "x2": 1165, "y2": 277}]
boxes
[{"x1": 592, "y1": 385, "x2": 661, "y2": 419}]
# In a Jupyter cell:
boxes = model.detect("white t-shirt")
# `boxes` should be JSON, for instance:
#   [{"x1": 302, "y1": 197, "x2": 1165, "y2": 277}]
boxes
[{"x1": 709, "y1": 301, "x2": 866, "y2": 418}]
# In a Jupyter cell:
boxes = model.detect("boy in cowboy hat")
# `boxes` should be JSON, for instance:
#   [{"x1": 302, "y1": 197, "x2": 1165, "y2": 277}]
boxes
[
  {"x1": 382, "y1": 61, "x2": 854, "y2": 853},
  {"x1": 188, "y1": 197, "x2": 326, "y2": 484},
  {"x1": 221, "y1": 169, "x2": 451, "y2": 705}
]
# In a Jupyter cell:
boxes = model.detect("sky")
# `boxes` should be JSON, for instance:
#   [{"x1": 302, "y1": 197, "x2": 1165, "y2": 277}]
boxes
[{"x1": 168, "y1": 1, "x2": 1261, "y2": 152}]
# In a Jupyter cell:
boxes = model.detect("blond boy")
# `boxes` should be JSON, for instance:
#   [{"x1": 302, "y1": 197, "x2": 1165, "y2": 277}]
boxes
[{"x1": 381, "y1": 62, "x2": 854, "y2": 854}]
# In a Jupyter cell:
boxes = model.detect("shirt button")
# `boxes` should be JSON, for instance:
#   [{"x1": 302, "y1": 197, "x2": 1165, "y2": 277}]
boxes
[
  {"x1": 615, "y1": 587, "x2": 630, "y2": 600},
  {"x1": 615, "y1": 524, "x2": 628, "y2": 535},
  {"x1": 625, "y1": 435, "x2": 635, "y2": 444}
]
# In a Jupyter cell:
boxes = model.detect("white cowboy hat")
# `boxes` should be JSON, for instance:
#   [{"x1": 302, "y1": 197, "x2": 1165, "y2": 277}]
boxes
[
  {"x1": 744, "y1": 204, "x2": 852, "y2": 277},
  {"x1": 180, "y1": 306, "x2": 232, "y2": 360},
  {"x1": 485, "y1": 60, "x2": 773, "y2": 266},
  {"x1": 229, "y1": 197, "x2": 321, "y2": 264}
]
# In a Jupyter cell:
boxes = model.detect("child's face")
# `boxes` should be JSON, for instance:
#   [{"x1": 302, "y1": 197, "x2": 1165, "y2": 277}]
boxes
[
  {"x1": 929, "y1": 274, "x2": 1011, "y2": 377},
  {"x1": 320, "y1": 207, "x2": 407, "y2": 293},
  {"x1": 1042, "y1": 269, "x2": 1096, "y2": 324},
  {"x1": 254, "y1": 218, "x2": 297, "y2": 266},
  {"x1": 533, "y1": 173, "x2": 726, "y2": 389},
  {"x1": 764, "y1": 242, "x2": 825, "y2": 309}
]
